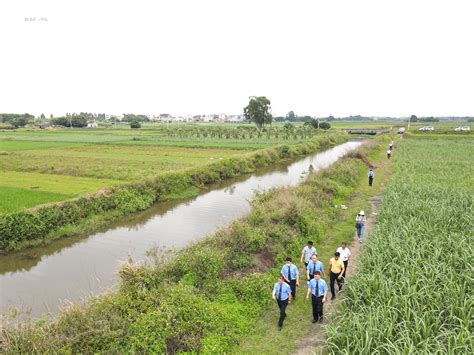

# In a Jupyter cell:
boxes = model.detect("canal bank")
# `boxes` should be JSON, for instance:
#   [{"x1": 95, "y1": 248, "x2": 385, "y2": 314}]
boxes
[
  {"x1": 1, "y1": 140, "x2": 362, "y2": 319},
  {"x1": 0, "y1": 137, "x2": 386, "y2": 353}
]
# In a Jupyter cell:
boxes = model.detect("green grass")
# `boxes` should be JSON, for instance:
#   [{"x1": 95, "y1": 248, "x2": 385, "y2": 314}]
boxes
[
  {"x1": 325, "y1": 136, "x2": 473, "y2": 354},
  {"x1": 1, "y1": 145, "x2": 245, "y2": 181},
  {"x1": 0, "y1": 186, "x2": 74, "y2": 214},
  {"x1": 0, "y1": 140, "x2": 78, "y2": 152},
  {"x1": 0, "y1": 128, "x2": 323, "y2": 213},
  {"x1": 0, "y1": 171, "x2": 122, "y2": 214}
]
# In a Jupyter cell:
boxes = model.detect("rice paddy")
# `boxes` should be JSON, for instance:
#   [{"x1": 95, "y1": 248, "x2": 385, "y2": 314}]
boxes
[{"x1": 1, "y1": 126, "x2": 314, "y2": 214}]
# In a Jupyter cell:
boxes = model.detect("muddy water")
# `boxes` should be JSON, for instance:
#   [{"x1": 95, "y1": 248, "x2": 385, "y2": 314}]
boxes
[{"x1": 0, "y1": 141, "x2": 363, "y2": 319}]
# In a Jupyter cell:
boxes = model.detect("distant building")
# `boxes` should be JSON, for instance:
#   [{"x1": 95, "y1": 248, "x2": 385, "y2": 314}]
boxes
[
  {"x1": 87, "y1": 120, "x2": 98, "y2": 128},
  {"x1": 37, "y1": 122, "x2": 51, "y2": 129}
]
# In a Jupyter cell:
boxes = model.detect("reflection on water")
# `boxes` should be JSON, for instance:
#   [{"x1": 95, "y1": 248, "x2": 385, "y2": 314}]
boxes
[{"x1": 0, "y1": 141, "x2": 362, "y2": 319}]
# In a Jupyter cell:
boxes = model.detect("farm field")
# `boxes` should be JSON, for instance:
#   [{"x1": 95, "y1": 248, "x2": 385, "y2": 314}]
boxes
[
  {"x1": 326, "y1": 136, "x2": 473, "y2": 353},
  {"x1": 0, "y1": 127, "x2": 319, "y2": 214}
]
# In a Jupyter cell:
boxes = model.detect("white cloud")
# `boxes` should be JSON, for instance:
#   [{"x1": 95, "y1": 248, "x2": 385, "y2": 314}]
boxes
[{"x1": 1, "y1": 0, "x2": 473, "y2": 117}]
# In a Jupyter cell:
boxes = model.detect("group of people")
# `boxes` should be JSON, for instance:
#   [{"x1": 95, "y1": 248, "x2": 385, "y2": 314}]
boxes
[
  {"x1": 272, "y1": 240, "x2": 352, "y2": 330},
  {"x1": 270, "y1": 137, "x2": 387, "y2": 330}
]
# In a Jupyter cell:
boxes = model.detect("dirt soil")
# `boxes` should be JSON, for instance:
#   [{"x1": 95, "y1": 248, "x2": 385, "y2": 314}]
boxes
[{"x1": 293, "y1": 195, "x2": 382, "y2": 355}]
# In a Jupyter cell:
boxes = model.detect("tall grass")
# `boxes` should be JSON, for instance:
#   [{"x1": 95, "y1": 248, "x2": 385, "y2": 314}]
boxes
[{"x1": 326, "y1": 137, "x2": 473, "y2": 354}]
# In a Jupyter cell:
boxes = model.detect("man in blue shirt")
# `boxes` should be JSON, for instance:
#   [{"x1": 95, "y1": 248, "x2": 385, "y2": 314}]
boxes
[
  {"x1": 272, "y1": 276, "x2": 292, "y2": 330},
  {"x1": 281, "y1": 257, "x2": 300, "y2": 299},
  {"x1": 306, "y1": 254, "x2": 324, "y2": 281},
  {"x1": 306, "y1": 271, "x2": 328, "y2": 323},
  {"x1": 368, "y1": 168, "x2": 375, "y2": 186}
]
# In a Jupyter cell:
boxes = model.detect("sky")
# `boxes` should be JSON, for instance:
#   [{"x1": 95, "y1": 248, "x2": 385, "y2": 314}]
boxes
[{"x1": 1, "y1": 0, "x2": 473, "y2": 118}]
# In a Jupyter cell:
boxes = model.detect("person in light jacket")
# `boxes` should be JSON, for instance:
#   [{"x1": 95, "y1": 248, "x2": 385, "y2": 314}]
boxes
[{"x1": 355, "y1": 210, "x2": 367, "y2": 243}]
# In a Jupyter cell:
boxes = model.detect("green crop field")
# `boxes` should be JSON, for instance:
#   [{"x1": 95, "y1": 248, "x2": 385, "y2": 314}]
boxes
[
  {"x1": 326, "y1": 136, "x2": 473, "y2": 353},
  {"x1": 0, "y1": 127, "x2": 319, "y2": 214}
]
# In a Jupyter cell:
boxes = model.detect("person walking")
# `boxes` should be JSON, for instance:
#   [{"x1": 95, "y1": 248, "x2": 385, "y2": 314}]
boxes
[
  {"x1": 306, "y1": 254, "x2": 324, "y2": 282},
  {"x1": 300, "y1": 241, "x2": 317, "y2": 267},
  {"x1": 329, "y1": 252, "x2": 345, "y2": 300},
  {"x1": 281, "y1": 257, "x2": 300, "y2": 299},
  {"x1": 355, "y1": 210, "x2": 367, "y2": 243},
  {"x1": 368, "y1": 168, "x2": 375, "y2": 187},
  {"x1": 387, "y1": 149, "x2": 392, "y2": 159},
  {"x1": 336, "y1": 242, "x2": 351, "y2": 279},
  {"x1": 306, "y1": 271, "x2": 328, "y2": 323},
  {"x1": 272, "y1": 276, "x2": 292, "y2": 331}
]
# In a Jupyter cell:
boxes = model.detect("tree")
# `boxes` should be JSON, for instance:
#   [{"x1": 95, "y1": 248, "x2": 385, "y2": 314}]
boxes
[
  {"x1": 286, "y1": 111, "x2": 296, "y2": 121},
  {"x1": 11, "y1": 117, "x2": 28, "y2": 127},
  {"x1": 410, "y1": 115, "x2": 418, "y2": 122},
  {"x1": 319, "y1": 122, "x2": 331, "y2": 130},
  {"x1": 50, "y1": 114, "x2": 53, "y2": 119},
  {"x1": 243, "y1": 96, "x2": 272, "y2": 129},
  {"x1": 40, "y1": 113, "x2": 45, "y2": 119},
  {"x1": 130, "y1": 121, "x2": 141, "y2": 129},
  {"x1": 304, "y1": 119, "x2": 321, "y2": 129}
]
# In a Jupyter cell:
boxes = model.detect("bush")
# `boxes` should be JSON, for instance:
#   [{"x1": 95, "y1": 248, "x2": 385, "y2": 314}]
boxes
[
  {"x1": 319, "y1": 121, "x2": 331, "y2": 130},
  {"x1": 130, "y1": 121, "x2": 141, "y2": 129}
]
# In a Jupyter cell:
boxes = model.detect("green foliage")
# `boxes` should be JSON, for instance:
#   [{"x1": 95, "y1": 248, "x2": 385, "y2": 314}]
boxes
[
  {"x1": 319, "y1": 121, "x2": 331, "y2": 130},
  {"x1": 325, "y1": 137, "x2": 474, "y2": 354},
  {"x1": 130, "y1": 121, "x2": 141, "y2": 129},
  {"x1": 243, "y1": 96, "x2": 273, "y2": 128}
]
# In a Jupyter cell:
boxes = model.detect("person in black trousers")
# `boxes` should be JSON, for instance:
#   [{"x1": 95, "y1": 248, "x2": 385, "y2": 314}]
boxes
[
  {"x1": 272, "y1": 276, "x2": 292, "y2": 331},
  {"x1": 281, "y1": 257, "x2": 300, "y2": 299},
  {"x1": 368, "y1": 168, "x2": 375, "y2": 187},
  {"x1": 306, "y1": 271, "x2": 328, "y2": 323},
  {"x1": 329, "y1": 252, "x2": 345, "y2": 300}
]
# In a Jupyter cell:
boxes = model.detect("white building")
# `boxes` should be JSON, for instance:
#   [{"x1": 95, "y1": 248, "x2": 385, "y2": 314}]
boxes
[{"x1": 87, "y1": 120, "x2": 98, "y2": 128}]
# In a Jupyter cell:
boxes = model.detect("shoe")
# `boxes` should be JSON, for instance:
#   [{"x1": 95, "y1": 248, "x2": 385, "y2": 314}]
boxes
[
  {"x1": 359, "y1": 240, "x2": 362, "y2": 243},
  {"x1": 312, "y1": 319, "x2": 317, "y2": 323},
  {"x1": 319, "y1": 318, "x2": 323, "y2": 323},
  {"x1": 331, "y1": 296, "x2": 336, "y2": 300},
  {"x1": 278, "y1": 326, "x2": 282, "y2": 331}
]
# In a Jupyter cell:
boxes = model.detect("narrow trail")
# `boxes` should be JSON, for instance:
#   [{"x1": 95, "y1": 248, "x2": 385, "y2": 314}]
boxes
[
  {"x1": 233, "y1": 138, "x2": 395, "y2": 355},
  {"x1": 293, "y1": 195, "x2": 382, "y2": 355},
  {"x1": 293, "y1": 143, "x2": 393, "y2": 355}
]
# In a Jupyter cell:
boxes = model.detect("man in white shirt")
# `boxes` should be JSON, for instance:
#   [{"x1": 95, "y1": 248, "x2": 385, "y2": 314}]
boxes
[
  {"x1": 300, "y1": 241, "x2": 317, "y2": 267},
  {"x1": 336, "y1": 242, "x2": 351, "y2": 279}
]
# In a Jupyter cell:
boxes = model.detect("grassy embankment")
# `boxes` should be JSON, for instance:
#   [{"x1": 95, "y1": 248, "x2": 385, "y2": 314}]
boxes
[
  {"x1": 0, "y1": 132, "x2": 345, "y2": 251},
  {"x1": 326, "y1": 136, "x2": 473, "y2": 354},
  {"x1": 0, "y1": 135, "x2": 388, "y2": 353},
  {"x1": 233, "y1": 135, "x2": 394, "y2": 353}
]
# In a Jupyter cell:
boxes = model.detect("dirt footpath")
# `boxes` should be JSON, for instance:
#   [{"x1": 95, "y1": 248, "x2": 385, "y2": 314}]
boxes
[{"x1": 293, "y1": 195, "x2": 382, "y2": 355}]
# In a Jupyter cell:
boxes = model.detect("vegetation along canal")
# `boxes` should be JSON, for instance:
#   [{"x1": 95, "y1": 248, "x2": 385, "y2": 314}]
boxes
[{"x1": 0, "y1": 140, "x2": 363, "y2": 320}]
